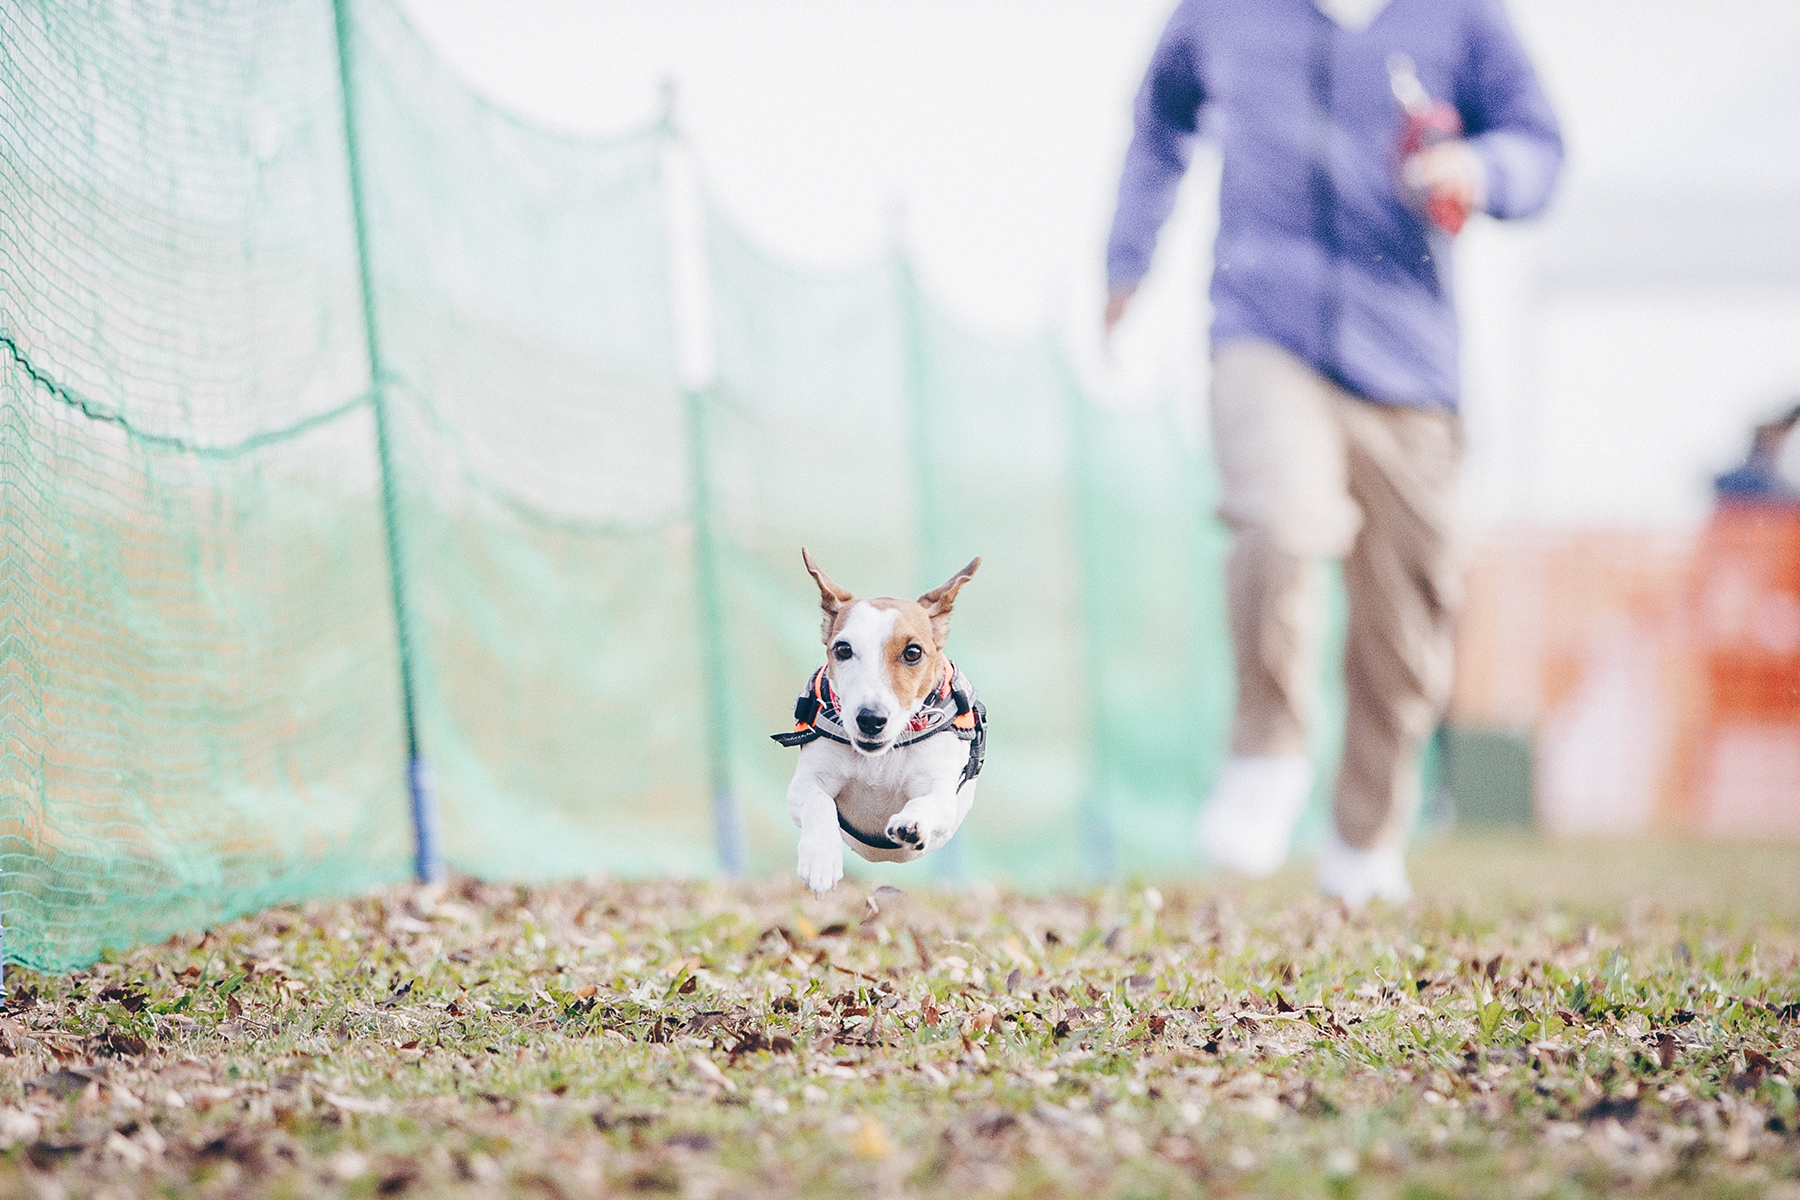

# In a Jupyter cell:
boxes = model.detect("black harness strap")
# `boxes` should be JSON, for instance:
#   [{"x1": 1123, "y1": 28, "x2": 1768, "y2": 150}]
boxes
[
  {"x1": 958, "y1": 698, "x2": 987, "y2": 788},
  {"x1": 836, "y1": 810, "x2": 905, "y2": 851},
  {"x1": 772, "y1": 668, "x2": 844, "y2": 748}
]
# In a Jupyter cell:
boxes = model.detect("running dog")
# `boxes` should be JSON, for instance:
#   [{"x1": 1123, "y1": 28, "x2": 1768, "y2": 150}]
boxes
[{"x1": 773, "y1": 549, "x2": 985, "y2": 896}]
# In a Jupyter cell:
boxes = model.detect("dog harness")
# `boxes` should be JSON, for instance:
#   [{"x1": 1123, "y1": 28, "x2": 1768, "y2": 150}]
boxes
[{"x1": 771, "y1": 661, "x2": 987, "y2": 851}]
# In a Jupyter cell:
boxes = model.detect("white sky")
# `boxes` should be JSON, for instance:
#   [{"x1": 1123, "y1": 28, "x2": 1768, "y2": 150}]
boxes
[{"x1": 400, "y1": 0, "x2": 1800, "y2": 529}]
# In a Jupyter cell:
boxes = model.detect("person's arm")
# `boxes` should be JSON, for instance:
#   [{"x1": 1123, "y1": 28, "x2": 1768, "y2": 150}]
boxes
[
  {"x1": 1454, "y1": 0, "x2": 1564, "y2": 220},
  {"x1": 1105, "y1": 1, "x2": 1207, "y2": 328}
]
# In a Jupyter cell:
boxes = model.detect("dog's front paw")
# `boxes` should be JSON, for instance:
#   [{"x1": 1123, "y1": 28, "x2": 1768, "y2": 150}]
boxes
[
  {"x1": 796, "y1": 839, "x2": 844, "y2": 896},
  {"x1": 885, "y1": 813, "x2": 941, "y2": 852}
]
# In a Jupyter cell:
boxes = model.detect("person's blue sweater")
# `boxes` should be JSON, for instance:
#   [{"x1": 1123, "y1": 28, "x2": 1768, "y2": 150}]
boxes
[{"x1": 1107, "y1": 0, "x2": 1563, "y2": 409}]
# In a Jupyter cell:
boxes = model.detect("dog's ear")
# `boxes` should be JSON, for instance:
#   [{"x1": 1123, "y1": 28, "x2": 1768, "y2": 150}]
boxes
[
  {"x1": 917, "y1": 556, "x2": 980, "y2": 647},
  {"x1": 801, "y1": 547, "x2": 855, "y2": 642}
]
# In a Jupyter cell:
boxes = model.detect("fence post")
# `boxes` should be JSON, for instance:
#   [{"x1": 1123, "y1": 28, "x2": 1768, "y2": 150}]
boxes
[
  {"x1": 330, "y1": 0, "x2": 442, "y2": 884},
  {"x1": 683, "y1": 385, "x2": 745, "y2": 876},
  {"x1": 1063, "y1": 357, "x2": 1118, "y2": 881},
  {"x1": 658, "y1": 89, "x2": 744, "y2": 876},
  {"x1": 894, "y1": 254, "x2": 947, "y2": 581},
  {"x1": 893, "y1": 250, "x2": 970, "y2": 882}
]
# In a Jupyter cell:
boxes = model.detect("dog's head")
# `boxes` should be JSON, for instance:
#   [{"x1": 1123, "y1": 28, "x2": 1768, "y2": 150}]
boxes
[{"x1": 801, "y1": 547, "x2": 980, "y2": 756}]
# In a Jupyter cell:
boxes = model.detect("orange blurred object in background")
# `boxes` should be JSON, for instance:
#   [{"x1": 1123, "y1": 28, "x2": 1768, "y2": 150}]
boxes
[
  {"x1": 1690, "y1": 504, "x2": 1800, "y2": 837},
  {"x1": 1449, "y1": 517, "x2": 1800, "y2": 842}
]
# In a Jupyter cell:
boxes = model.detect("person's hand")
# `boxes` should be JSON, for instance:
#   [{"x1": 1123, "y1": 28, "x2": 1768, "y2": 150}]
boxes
[
  {"x1": 1103, "y1": 284, "x2": 1137, "y2": 338},
  {"x1": 1401, "y1": 141, "x2": 1486, "y2": 216}
]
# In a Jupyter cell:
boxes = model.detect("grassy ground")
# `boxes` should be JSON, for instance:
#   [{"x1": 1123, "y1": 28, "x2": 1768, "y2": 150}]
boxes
[{"x1": 1, "y1": 837, "x2": 1797, "y2": 1199}]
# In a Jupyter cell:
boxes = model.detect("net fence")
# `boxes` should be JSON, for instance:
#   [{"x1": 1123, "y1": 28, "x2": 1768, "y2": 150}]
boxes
[
  {"x1": 345, "y1": 0, "x2": 716, "y2": 882},
  {"x1": 2, "y1": 0, "x2": 1358, "y2": 972},
  {"x1": 0, "y1": 0, "x2": 410, "y2": 972}
]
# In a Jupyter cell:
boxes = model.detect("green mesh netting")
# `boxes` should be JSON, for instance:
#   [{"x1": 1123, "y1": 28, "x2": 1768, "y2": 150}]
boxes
[
  {"x1": 343, "y1": 0, "x2": 715, "y2": 880},
  {"x1": 0, "y1": 0, "x2": 411, "y2": 972},
  {"x1": 3, "y1": 0, "x2": 1379, "y2": 972}
]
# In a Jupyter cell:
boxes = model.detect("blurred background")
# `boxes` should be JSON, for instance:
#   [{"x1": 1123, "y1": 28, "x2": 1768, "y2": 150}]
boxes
[
  {"x1": 405, "y1": 0, "x2": 1800, "y2": 522},
  {"x1": 400, "y1": 0, "x2": 1800, "y2": 839}
]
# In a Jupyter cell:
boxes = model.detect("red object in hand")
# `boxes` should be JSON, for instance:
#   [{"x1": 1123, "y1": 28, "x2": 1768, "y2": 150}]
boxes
[{"x1": 1387, "y1": 53, "x2": 1470, "y2": 235}]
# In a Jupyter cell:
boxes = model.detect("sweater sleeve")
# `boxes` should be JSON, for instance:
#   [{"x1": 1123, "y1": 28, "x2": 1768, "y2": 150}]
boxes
[
  {"x1": 1105, "y1": 1, "x2": 1207, "y2": 287},
  {"x1": 1456, "y1": 0, "x2": 1565, "y2": 220}
]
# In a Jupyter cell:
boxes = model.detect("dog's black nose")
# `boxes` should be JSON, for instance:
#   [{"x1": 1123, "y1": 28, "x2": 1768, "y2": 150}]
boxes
[{"x1": 855, "y1": 709, "x2": 887, "y2": 738}]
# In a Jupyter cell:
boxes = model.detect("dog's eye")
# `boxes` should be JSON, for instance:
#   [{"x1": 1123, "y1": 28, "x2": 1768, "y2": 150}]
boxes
[
  {"x1": 902, "y1": 643, "x2": 923, "y2": 664},
  {"x1": 833, "y1": 641, "x2": 853, "y2": 661}
]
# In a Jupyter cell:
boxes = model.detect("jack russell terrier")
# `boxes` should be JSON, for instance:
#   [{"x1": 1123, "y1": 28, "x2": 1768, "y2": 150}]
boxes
[{"x1": 773, "y1": 549, "x2": 986, "y2": 896}]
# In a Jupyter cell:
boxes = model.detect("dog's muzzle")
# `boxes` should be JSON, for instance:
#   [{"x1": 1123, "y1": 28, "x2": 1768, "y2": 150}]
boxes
[{"x1": 853, "y1": 708, "x2": 892, "y2": 754}]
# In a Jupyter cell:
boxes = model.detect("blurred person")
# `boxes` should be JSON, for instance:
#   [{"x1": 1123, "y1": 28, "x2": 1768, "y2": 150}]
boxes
[
  {"x1": 1714, "y1": 400, "x2": 1800, "y2": 503},
  {"x1": 1104, "y1": 0, "x2": 1562, "y2": 902}
]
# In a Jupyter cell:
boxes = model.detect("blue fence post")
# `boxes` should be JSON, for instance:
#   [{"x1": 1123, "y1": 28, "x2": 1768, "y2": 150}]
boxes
[{"x1": 330, "y1": 0, "x2": 442, "y2": 884}]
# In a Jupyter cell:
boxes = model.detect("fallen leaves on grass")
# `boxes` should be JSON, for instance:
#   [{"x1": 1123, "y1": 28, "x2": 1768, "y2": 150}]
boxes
[{"x1": 0, "y1": 846, "x2": 1794, "y2": 1198}]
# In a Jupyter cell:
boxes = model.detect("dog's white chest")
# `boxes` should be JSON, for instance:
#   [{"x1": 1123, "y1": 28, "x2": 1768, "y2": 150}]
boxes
[
  {"x1": 789, "y1": 733, "x2": 977, "y2": 866},
  {"x1": 834, "y1": 737, "x2": 966, "y2": 823}
]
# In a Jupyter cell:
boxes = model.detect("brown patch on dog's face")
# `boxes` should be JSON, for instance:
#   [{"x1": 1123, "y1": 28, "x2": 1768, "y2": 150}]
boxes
[{"x1": 866, "y1": 599, "x2": 942, "y2": 712}]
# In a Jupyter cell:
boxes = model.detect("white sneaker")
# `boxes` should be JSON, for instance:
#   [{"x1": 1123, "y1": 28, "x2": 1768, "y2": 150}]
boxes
[
  {"x1": 1317, "y1": 831, "x2": 1412, "y2": 906},
  {"x1": 1194, "y1": 755, "x2": 1313, "y2": 877}
]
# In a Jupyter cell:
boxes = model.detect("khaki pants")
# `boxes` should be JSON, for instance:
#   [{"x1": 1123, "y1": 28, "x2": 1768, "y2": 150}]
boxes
[{"x1": 1210, "y1": 340, "x2": 1462, "y2": 851}]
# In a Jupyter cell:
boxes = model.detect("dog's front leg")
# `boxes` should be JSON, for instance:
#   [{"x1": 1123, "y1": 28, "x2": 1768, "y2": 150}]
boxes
[
  {"x1": 794, "y1": 787, "x2": 845, "y2": 896},
  {"x1": 788, "y1": 746, "x2": 846, "y2": 896},
  {"x1": 884, "y1": 735, "x2": 975, "y2": 852}
]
